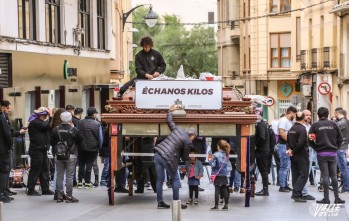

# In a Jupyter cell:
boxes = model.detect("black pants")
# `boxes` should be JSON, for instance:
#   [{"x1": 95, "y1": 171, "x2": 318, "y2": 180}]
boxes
[
  {"x1": 120, "y1": 78, "x2": 136, "y2": 95},
  {"x1": 136, "y1": 163, "x2": 157, "y2": 192},
  {"x1": 115, "y1": 167, "x2": 126, "y2": 187},
  {"x1": 256, "y1": 151, "x2": 271, "y2": 190},
  {"x1": 317, "y1": 155, "x2": 338, "y2": 200},
  {"x1": 215, "y1": 185, "x2": 228, "y2": 206},
  {"x1": 27, "y1": 149, "x2": 50, "y2": 191},
  {"x1": 0, "y1": 152, "x2": 10, "y2": 193},
  {"x1": 189, "y1": 185, "x2": 198, "y2": 199},
  {"x1": 291, "y1": 156, "x2": 309, "y2": 198},
  {"x1": 78, "y1": 150, "x2": 98, "y2": 183}
]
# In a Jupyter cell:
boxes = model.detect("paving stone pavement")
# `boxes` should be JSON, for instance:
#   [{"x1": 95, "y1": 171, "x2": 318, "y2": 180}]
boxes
[{"x1": 2, "y1": 174, "x2": 349, "y2": 221}]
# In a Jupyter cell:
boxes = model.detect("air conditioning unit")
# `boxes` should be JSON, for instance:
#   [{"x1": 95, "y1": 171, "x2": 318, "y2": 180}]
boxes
[{"x1": 302, "y1": 85, "x2": 312, "y2": 97}]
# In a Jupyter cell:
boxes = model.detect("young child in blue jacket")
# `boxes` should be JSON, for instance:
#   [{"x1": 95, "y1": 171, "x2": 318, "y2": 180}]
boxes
[
  {"x1": 209, "y1": 139, "x2": 230, "y2": 211},
  {"x1": 185, "y1": 148, "x2": 204, "y2": 205}
]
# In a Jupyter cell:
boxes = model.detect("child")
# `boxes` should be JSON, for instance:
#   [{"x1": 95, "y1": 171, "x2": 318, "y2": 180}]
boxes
[
  {"x1": 185, "y1": 148, "x2": 204, "y2": 205},
  {"x1": 209, "y1": 140, "x2": 230, "y2": 211}
]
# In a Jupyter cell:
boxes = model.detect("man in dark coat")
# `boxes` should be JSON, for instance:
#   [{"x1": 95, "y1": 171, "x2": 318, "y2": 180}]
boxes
[
  {"x1": 255, "y1": 115, "x2": 272, "y2": 196},
  {"x1": 154, "y1": 105, "x2": 196, "y2": 209},
  {"x1": 0, "y1": 111, "x2": 12, "y2": 202},
  {"x1": 119, "y1": 36, "x2": 166, "y2": 96},
  {"x1": 27, "y1": 107, "x2": 54, "y2": 196}
]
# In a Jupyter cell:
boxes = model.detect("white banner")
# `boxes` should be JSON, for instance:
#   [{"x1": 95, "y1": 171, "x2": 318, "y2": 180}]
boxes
[{"x1": 135, "y1": 80, "x2": 222, "y2": 110}]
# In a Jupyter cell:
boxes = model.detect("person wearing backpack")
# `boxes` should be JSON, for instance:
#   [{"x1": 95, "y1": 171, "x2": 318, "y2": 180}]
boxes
[{"x1": 50, "y1": 111, "x2": 82, "y2": 203}]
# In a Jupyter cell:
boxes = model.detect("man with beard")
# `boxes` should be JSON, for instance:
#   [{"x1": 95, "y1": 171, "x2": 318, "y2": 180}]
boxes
[{"x1": 277, "y1": 106, "x2": 297, "y2": 192}]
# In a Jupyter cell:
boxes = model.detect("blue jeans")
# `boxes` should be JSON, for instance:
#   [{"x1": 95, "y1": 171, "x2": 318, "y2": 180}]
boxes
[
  {"x1": 277, "y1": 144, "x2": 290, "y2": 187},
  {"x1": 337, "y1": 149, "x2": 349, "y2": 190},
  {"x1": 154, "y1": 153, "x2": 180, "y2": 203},
  {"x1": 101, "y1": 157, "x2": 110, "y2": 182}
]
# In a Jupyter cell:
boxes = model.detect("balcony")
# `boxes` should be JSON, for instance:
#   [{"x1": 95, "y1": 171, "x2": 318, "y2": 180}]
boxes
[
  {"x1": 330, "y1": 1, "x2": 349, "y2": 14},
  {"x1": 299, "y1": 47, "x2": 336, "y2": 71}
]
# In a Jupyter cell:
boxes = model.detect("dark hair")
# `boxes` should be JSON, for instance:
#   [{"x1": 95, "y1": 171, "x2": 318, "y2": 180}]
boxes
[
  {"x1": 140, "y1": 36, "x2": 153, "y2": 47},
  {"x1": 217, "y1": 140, "x2": 231, "y2": 156},
  {"x1": 295, "y1": 112, "x2": 305, "y2": 121},
  {"x1": 280, "y1": 113, "x2": 285, "y2": 118},
  {"x1": 335, "y1": 107, "x2": 346, "y2": 116},
  {"x1": 189, "y1": 148, "x2": 197, "y2": 154},
  {"x1": 65, "y1": 104, "x2": 75, "y2": 111},
  {"x1": 286, "y1": 106, "x2": 297, "y2": 114},
  {"x1": 74, "y1": 107, "x2": 83, "y2": 115},
  {"x1": 51, "y1": 108, "x2": 66, "y2": 128},
  {"x1": 0, "y1": 100, "x2": 10, "y2": 107},
  {"x1": 317, "y1": 107, "x2": 329, "y2": 119}
]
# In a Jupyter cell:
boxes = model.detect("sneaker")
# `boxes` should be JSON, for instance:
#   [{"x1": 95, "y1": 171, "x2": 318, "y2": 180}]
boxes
[
  {"x1": 77, "y1": 182, "x2": 83, "y2": 189},
  {"x1": 186, "y1": 198, "x2": 193, "y2": 204},
  {"x1": 229, "y1": 187, "x2": 233, "y2": 193},
  {"x1": 162, "y1": 183, "x2": 168, "y2": 191},
  {"x1": 56, "y1": 194, "x2": 64, "y2": 203},
  {"x1": 84, "y1": 183, "x2": 93, "y2": 189},
  {"x1": 5, "y1": 189, "x2": 17, "y2": 195},
  {"x1": 100, "y1": 180, "x2": 107, "y2": 187},
  {"x1": 93, "y1": 181, "x2": 99, "y2": 188},
  {"x1": 42, "y1": 190, "x2": 55, "y2": 195},
  {"x1": 27, "y1": 189, "x2": 41, "y2": 196},
  {"x1": 234, "y1": 187, "x2": 239, "y2": 192},
  {"x1": 210, "y1": 206, "x2": 219, "y2": 211},
  {"x1": 181, "y1": 204, "x2": 187, "y2": 209},
  {"x1": 0, "y1": 194, "x2": 11, "y2": 203},
  {"x1": 335, "y1": 198, "x2": 345, "y2": 204},
  {"x1": 294, "y1": 197, "x2": 307, "y2": 203},
  {"x1": 134, "y1": 189, "x2": 144, "y2": 193},
  {"x1": 279, "y1": 187, "x2": 291, "y2": 192},
  {"x1": 339, "y1": 189, "x2": 349, "y2": 193},
  {"x1": 302, "y1": 195, "x2": 315, "y2": 200},
  {"x1": 240, "y1": 188, "x2": 245, "y2": 193},
  {"x1": 114, "y1": 186, "x2": 129, "y2": 193},
  {"x1": 219, "y1": 199, "x2": 224, "y2": 205},
  {"x1": 198, "y1": 187, "x2": 205, "y2": 191},
  {"x1": 222, "y1": 205, "x2": 228, "y2": 211},
  {"x1": 193, "y1": 198, "x2": 198, "y2": 205},
  {"x1": 66, "y1": 195, "x2": 79, "y2": 203},
  {"x1": 316, "y1": 198, "x2": 330, "y2": 204},
  {"x1": 285, "y1": 186, "x2": 293, "y2": 191},
  {"x1": 157, "y1": 201, "x2": 170, "y2": 209}
]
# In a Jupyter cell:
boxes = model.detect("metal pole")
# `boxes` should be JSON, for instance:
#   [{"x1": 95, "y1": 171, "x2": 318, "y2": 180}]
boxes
[
  {"x1": 172, "y1": 200, "x2": 181, "y2": 221},
  {"x1": 0, "y1": 202, "x2": 3, "y2": 221}
]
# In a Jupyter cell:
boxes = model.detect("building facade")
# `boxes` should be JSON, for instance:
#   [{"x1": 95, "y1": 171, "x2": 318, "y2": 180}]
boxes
[
  {"x1": 0, "y1": 0, "x2": 129, "y2": 123},
  {"x1": 217, "y1": 0, "x2": 347, "y2": 121}
]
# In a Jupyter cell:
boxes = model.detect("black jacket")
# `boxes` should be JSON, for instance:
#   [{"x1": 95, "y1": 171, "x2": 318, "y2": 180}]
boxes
[
  {"x1": 287, "y1": 122, "x2": 308, "y2": 158},
  {"x1": 72, "y1": 116, "x2": 80, "y2": 128},
  {"x1": 28, "y1": 118, "x2": 51, "y2": 151},
  {"x1": 308, "y1": 118, "x2": 343, "y2": 152},
  {"x1": 0, "y1": 113, "x2": 12, "y2": 154},
  {"x1": 336, "y1": 117, "x2": 349, "y2": 150},
  {"x1": 135, "y1": 49, "x2": 166, "y2": 79},
  {"x1": 255, "y1": 121, "x2": 271, "y2": 152},
  {"x1": 153, "y1": 112, "x2": 193, "y2": 173},
  {"x1": 50, "y1": 124, "x2": 83, "y2": 156},
  {"x1": 78, "y1": 116, "x2": 102, "y2": 152}
]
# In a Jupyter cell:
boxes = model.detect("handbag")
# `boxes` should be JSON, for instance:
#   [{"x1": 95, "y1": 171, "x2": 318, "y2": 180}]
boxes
[{"x1": 210, "y1": 156, "x2": 227, "y2": 183}]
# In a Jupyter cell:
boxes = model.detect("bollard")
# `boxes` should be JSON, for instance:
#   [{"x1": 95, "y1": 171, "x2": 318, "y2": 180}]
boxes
[
  {"x1": 172, "y1": 200, "x2": 181, "y2": 221},
  {"x1": 0, "y1": 202, "x2": 3, "y2": 221}
]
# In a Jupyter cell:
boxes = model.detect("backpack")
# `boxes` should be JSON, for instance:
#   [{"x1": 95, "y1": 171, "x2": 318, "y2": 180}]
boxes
[{"x1": 55, "y1": 128, "x2": 72, "y2": 160}]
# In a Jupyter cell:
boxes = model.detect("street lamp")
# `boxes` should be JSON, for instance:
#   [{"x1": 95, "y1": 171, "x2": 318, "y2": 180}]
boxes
[{"x1": 122, "y1": 4, "x2": 158, "y2": 31}]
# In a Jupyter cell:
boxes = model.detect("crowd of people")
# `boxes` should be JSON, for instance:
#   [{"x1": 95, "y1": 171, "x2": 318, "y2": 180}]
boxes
[{"x1": 254, "y1": 105, "x2": 349, "y2": 205}]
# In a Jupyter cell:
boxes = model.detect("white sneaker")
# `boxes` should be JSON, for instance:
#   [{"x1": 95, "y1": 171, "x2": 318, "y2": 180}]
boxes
[{"x1": 163, "y1": 183, "x2": 168, "y2": 191}]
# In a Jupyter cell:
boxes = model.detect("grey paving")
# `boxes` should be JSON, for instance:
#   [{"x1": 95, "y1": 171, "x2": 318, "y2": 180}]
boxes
[{"x1": 2, "y1": 174, "x2": 349, "y2": 221}]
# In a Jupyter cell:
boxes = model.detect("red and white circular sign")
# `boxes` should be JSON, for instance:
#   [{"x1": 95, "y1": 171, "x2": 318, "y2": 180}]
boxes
[
  {"x1": 264, "y1": 96, "x2": 275, "y2": 106},
  {"x1": 318, "y1": 82, "x2": 331, "y2": 95}
]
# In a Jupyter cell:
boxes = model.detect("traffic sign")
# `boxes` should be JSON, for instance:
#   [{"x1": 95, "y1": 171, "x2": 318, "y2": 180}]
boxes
[
  {"x1": 318, "y1": 82, "x2": 331, "y2": 95},
  {"x1": 264, "y1": 96, "x2": 275, "y2": 106}
]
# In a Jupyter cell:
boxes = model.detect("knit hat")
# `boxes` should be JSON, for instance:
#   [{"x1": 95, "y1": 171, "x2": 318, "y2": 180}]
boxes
[{"x1": 60, "y1": 111, "x2": 72, "y2": 124}]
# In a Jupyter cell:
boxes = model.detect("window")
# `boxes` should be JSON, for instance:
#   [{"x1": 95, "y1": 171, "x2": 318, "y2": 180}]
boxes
[
  {"x1": 18, "y1": 0, "x2": 36, "y2": 40},
  {"x1": 97, "y1": 0, "x2": 105, "y2": 49},
  {"x1": 45, "y1": 0, "x2": 61, "y2": 44},
  {"x1": 270, "y1": 33, "x2": 291, "y2": 68},
  {"x1": 270, "y1": 0, "x2": 291, "y2": 12},
  {"x1": 80, "y1": 0, "x2": 90, "y2": 48},
  {"x1": 323, "y1": 47, "x2": 330, "y2": 68},
  {"x1": 311, "y1": 48, "x2": 317, "y2": 68}
]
